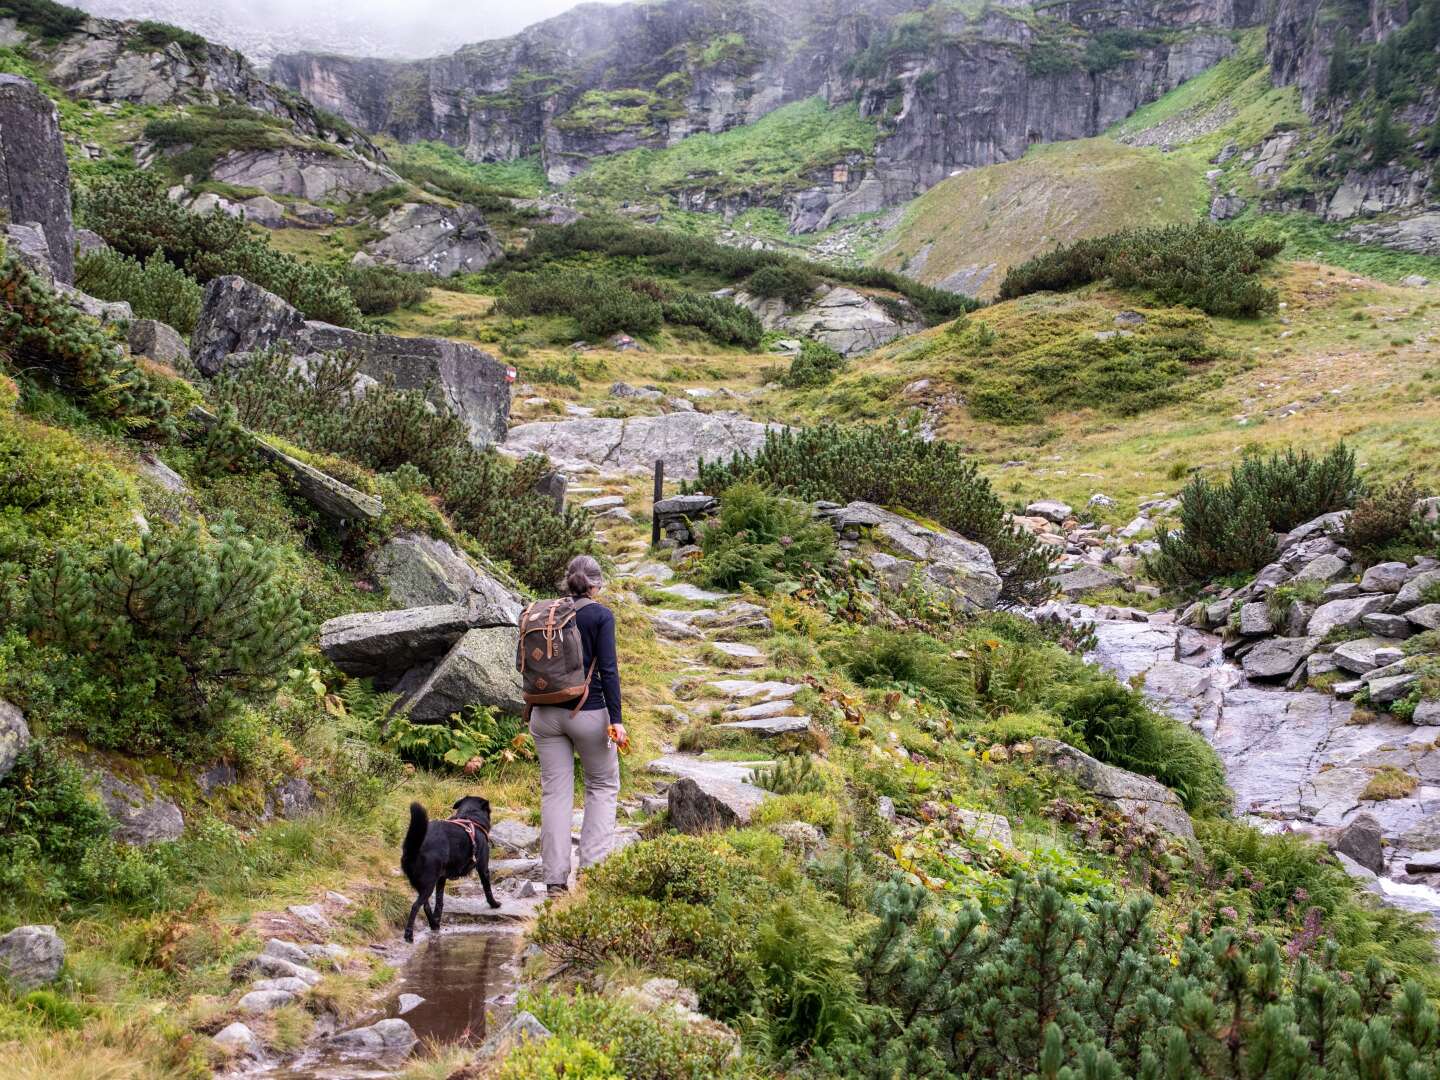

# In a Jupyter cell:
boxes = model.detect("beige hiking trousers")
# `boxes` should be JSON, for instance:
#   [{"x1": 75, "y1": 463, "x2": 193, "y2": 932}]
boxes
[{"x1": 529, "y1": 705, "x2": 620, "y2": 887}]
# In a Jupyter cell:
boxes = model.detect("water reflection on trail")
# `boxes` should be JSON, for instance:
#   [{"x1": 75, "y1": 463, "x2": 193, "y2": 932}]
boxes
[{"x1": 266, "y1": 927, "x2": 524, "y2": 1079}]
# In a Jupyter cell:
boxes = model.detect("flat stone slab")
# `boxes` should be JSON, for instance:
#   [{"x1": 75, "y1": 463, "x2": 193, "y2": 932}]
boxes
[
  {"x1": 715, "y1": 716, "x2": 810, "y2": 736},
  {"x1": 646, "y1": 754, "x2": 771, "y2": 786},
  {"x1": 444, "y1": 894, "x2": 544, "y2": 922},
  {"x1": 319, "y1": 605, "x2": 473, "y2": 678},
  {"x1": 658, "y1": 583, "x2": 733, "y2": 603},
  {"x1": 724, "y1": 698, "x2": 803, "y2": 720},
  {"x1": 705, "y1": 679, "x2": 799, "y2": 701}
]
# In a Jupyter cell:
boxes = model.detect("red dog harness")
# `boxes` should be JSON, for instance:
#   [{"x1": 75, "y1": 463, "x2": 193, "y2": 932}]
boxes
[{"x1": 444, "y1": 816, "x2": 490, "y2": 870}]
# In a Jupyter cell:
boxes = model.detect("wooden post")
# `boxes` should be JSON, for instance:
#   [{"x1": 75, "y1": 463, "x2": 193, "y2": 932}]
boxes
[{"x1": 650, "y1": 458, "x2": 664, "y2": 549}]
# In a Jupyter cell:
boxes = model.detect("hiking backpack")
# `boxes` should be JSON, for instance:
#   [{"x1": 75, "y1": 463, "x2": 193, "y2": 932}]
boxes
[{"x1": 515, "y1": 597, "x2": 596, "y2": 715}]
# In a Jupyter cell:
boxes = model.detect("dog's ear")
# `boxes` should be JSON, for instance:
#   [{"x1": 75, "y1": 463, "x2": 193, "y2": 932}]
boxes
[
  {"x1": 452, "y1": 798, "x2": 465, "y2": 810},
  {"x1": 478, "y1": 797, "x2": 491, "y2": 811}
]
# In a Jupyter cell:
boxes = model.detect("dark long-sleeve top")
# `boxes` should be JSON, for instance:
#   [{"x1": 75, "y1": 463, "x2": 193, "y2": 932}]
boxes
[{"x1": 560, "y1": 600, "x2": 622, "y2": 725}]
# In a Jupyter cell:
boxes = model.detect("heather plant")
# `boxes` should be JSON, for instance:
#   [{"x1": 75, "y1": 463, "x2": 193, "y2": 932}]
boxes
[
  {"x1": 688, "y1": 422, "x2": 1050, "y2": 606},
  {"x1": 78, "y1": 173, "x2": 364, "y2": 327},
  {"x1": 999, "y1": 223, "x2": 1284, "y2": 316},
  {"x1": 75, "y1": 248, "x2": 205, "y2": 335}
]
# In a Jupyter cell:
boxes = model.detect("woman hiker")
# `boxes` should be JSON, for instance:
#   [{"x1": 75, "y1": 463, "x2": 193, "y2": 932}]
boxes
[{"x1": 529, "y1": 554, "x2": 625, "y2": 897}]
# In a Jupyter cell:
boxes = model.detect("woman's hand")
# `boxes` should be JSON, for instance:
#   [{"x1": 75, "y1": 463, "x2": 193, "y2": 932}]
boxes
[{"x1": 609, "y1": 723, "x2": 629, "y2": 751}]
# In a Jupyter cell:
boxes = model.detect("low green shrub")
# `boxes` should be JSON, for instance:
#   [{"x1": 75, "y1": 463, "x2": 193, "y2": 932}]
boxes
[
  {"x1": 583, "y1": 834, "x2": 763, "y2": 906},
  {"x1": 522, "y1": 987, "x2": 747, "y2": 1080},
  {"x1": 688, "y1": 423, "x2": 1050, "y2": 606},
  {"x1": 0, "y1": 739, "x2": 166, "y2": 911},
  {"x1": 1339, "y1": 473, "x2": 1432, "y2": 563},
  {"x1": 510, "y1": 217, "x2": 975, "y2": 326},
  {"x1": 660, "y1": 290, "x2": 763, "y2": 347},
  {"x1": 0, "y1": 0, "x2": 84, "y2": 41},
  {"x1": 0, "y1": 252, "x2": 174, "y2": 432},
  {"x1": 496, "y1": 266, "x2": 662, "y2": 338},
  {"x1": 22, "y1": 514, "x2": 312, "y2": 756},
  {"x1": 835, "y1": 628, "x2": 974, "y2": 711},
  {"x1": 129, "y1": 19, "x2": 207, "y2": 57},
  {"x1": 339, "y1": 263, "x2": 430, "y2": 316},
  {"x1": 781, "y1": 339, "x2": 845, "y2": 388},
  {"x1": 75, "y1": 248, "x2": 204, "y2": 336},
  {"x1": 209, "y1": 350, "x2": 589, "y2": 589},
  {"x1": 999, "y1": 223, "x2": 1284, "y2": 317},
  {"x1": 749, "y1": 901, "x2": 865, "y2": 1055},
  {"x1": 390, "y1": 161, "x2": 517, "y2": 212},
  {"x1": 494, "y1": 1033, "x2": 622, "y2": 1080},
  {"x1": 1149, "y1": 443, "x2": 1363, "y2": 587},
  {"x1": 142, "y1": 105, "x2": 313, "y2": 182},
  {"x1": 746, "y1": 263, "x2": 818, "y2": 307},
  {"x1": 753, "y1": 754, "x2": 829, "y2": 796},
  {"x1": 817, "y1": 870, "x2": 1440, "y2": 1078},
  {"x1": 383, "y1": 706, "x2": 531, "y2": 773},
  {"x1": 694, "y1": 482, "x2": 836, "y2": 593},
  {"x1": 1047, "y1": 671, "x2": 1229, "y2": 815},
  {"x1": 78, "y1": 173, "x2": 364, "y2": 328}
]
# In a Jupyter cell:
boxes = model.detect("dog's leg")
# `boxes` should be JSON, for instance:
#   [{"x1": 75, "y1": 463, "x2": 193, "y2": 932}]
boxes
[
  {"x1": 430, "y1": 878, "x2": 446, "y2": 931},
  {"x1": 405, "y1": 879, "x2": 436, "y2": 943},
  {"x1": 478, "y1": 844, "x2": 502, "y2": 909}
]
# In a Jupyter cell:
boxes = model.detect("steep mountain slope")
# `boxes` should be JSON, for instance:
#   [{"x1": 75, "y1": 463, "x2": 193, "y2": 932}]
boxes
[{"x1": 270, "y1": 0, "x2": 1260, "y2": 229}]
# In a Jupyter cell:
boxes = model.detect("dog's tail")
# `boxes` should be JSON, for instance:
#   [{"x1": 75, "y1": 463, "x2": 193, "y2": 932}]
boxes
[{"x1": 401, "y1": 802, "x2": 428, "y2": 887}]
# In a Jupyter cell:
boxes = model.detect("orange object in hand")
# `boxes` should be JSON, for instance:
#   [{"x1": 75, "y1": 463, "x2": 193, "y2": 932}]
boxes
[{"x1": 608, "y1": 725, "x2": 631, "y2": 754}]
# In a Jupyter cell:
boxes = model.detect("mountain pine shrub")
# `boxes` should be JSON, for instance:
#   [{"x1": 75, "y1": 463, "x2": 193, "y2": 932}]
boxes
[
  {"x1": 209, "y1": 349, "x2": 589, "y2": 588},
  {"x1": 781, "y1": 339, "x2": 845, "y2": 387},
  {"x1": 815, "y1": 870, "x2": 1440, "y2": 1079},
  {"x1": 687, "y1": 422, "x2": 1051, "y2": 606},
  {"x1": 496, "y1": 265, "x2": 663, "y2": 338},
  {"x1": 340, "y1": 263, "x2": 430, "y2": 316},
  {"x1": 659, "y1": 290, "x2": 763, "y2": 347},
  {"x1": 511, "y1": 217, "x2": 975, "y2": 325},
  {"x1": 24, "y1": 514, "x2": 312, "y2": 755},
  {"x1": 1149, "y1": 444, "x2": 1362, "y2": 587},
  {"x1": 1339, "y1": 473, "x2": 1432, "y2": 563},
  {"x1": 75, "y1": 248, "x2": 204, "y2": 335},
  {"x1": 0, "y1": 251, "x2": 174, "y2": 432},
  {"x1": 999, "y1": 223, "x2": 1284, "y2": 317},
  {"x1": 78, "y1": 173, "x2": 364, "y2": 328}
]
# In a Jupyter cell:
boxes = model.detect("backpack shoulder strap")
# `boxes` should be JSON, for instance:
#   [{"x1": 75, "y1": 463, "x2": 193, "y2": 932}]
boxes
[{"x1": 572, "y1": 597, "x2": 595, "y2": 611}]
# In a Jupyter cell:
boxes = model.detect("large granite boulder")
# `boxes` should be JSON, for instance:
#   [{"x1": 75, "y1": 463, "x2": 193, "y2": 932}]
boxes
[
  {"x1": 298, "y1": 323, "x2": 512, "y2": 446},
  {"x1": 0, "y1": 75, "x2": 75, "y2": 284},
  {"x1": 328, "y1": 1017, "x2": 418, "y2": 1056},
  {"x1": 363, "y1": 203, "x2": 502, "y2": 276},
  {"x1": 817, "y1": 501, "x2": 1000, "y2": 610},
  {"x1": 1333, "y1": 813, "x2": 1385, "y2": 875},
  {"x1": 1031, "y1": 737, "x2": 1195, "y2": 839},
  {"x1": 320, "y1": 605, "x2": 475, "y2": 679},
  {"x1": 504, "y1": 412, "x2": 783, "y2": 480},
  {"x1": 191, "y1": 281, "x2": 513, "y2": 445},
  {"x1": 128, "y1": 319, "x2": 191, "y2": 367},
  {"x1": 96, "y1": 770, "x2": 185, "y2": 844},
  {"x1": 398, "y1": 626, "x2": 526, "y2": 720},
  {"x1": 1242, "y1": 636, "x2": 1320, "y2": 680},
  {"x1": 734, "y1": 284, "x2": 922, "y2": 356},
  {"x1": 0, "y1": 925, "x2": 64, "y2": 991},
  {"x1": 209, "y1": 148, "x2": 400, "y2": 202},
  {"x1": 647, "y1": 756, "x2": 771, "y2": 833},
  {"x1": 367, "y1": 532, "x2": 522, "y2": 622},
  {"x1": 192, "y1": 277, "x2": 307, "y2": 376},
  {"x1": 0, "y1": 699, "x2": 29, "y2": 783}
]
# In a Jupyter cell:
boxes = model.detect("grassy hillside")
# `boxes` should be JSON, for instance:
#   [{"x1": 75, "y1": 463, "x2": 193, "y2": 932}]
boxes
[
  {"x1": 871, "y1": 138, "x2": 1209, "y2": 298},
  {"x1": 567, "y1": 97, "x2": 878, "y2": 207}
]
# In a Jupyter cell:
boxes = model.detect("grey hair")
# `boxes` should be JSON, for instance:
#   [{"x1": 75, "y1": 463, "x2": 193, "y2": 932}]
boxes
[{"x1": 565, "y1": 554, "x2": 604, "y2": 597}]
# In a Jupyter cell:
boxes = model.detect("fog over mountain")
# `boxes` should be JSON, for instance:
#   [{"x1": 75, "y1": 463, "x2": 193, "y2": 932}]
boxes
[{"x1": 71, "y1": 0, "x2": 623, "y2": 63}]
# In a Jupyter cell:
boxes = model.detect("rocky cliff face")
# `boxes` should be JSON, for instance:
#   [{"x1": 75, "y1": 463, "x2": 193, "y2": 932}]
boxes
[
  {"x1": 32, "y1": 14, "x2": 383, "y2": 159},
  {"x1": 272, "y1": 0, "x2": 1261, "y2": 227}
]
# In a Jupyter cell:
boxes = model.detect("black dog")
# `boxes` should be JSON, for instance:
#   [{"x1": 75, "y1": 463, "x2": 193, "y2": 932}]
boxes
[{"x1": 401, "y1": 796, "x2": 502, "y2": 942}]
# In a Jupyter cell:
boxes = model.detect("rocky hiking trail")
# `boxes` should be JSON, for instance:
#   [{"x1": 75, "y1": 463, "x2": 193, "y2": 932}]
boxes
[
  {"x1": 217, "y1": 487, "x2": 803, "y2": 1077},
  {"x1": 209, "y1": 471, "x2": 1440, "y2": 1076}
]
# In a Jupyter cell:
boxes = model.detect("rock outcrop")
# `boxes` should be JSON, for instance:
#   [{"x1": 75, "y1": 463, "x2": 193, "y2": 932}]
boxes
[
  {"x1": 272, "y1": 0, "x2": 1258, "y2": 231},
  {"x1": 818, "y1": 500, "x2": 1001, "y2": 610},
  {"x1": 208, "y1": 148, "x2": 401, "y2": 203},
  {"x1": 504, "y1": 412, "x2": 783, "y2": 479},
  {"x1": 96, "y1": 770, "x2": 185, "y2": 845},
  {"x1": 1031, "y1": 737, "x2": 1196, "y2": 839},
  {"x1": 0, "y1": 699, "x2": 30, "y2": 784},
  {"x1": 0, "y1": 75, "x2": 76, "y2": 284},
  {"x1": 191, "y1": 277, "x2": 513, "y2": 446},
  {"x1": 0, "y1": 925, "x2": 64, "y2": 991},
  {"x1": 733, "y1": 285, "x2": 922, "y2": 356},
  {"x1": 367, "y1": 532, "x2": 522, "y2": 620},
  {"x1": 361, "y1": 203, "x2": 503, "y2": 275}
]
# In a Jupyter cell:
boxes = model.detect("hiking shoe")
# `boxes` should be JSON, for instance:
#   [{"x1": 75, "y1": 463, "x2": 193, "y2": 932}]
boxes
[{"x1": 546, "y1": 884, "x2": 569, "y2": 898}]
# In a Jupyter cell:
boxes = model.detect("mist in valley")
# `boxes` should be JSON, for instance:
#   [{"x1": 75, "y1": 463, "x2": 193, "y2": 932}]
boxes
[{"x1": 72, "y1": 0, "x2": 624, "y2": 60}]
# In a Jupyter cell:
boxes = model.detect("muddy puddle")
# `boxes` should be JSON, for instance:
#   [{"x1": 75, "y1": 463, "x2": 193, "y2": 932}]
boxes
[{"x1": 260, "y1": 927, "x2": 525, "y2": 1079}]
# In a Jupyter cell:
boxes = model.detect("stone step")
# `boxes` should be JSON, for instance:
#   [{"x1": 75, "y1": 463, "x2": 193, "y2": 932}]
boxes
[
  {"x1": 709, "y1": 642, "x2": 765, "y2": 666},
  {"x1": 724, "y1": 698, "x2": 801, "y2": 720},
  {"x1": 715, "y1": 716, "x2": 810, "y2": 736},
  {"x1": 657, "y1": 583, "x2": 734, "y2": 603},
  {"x1": 706, "y1": 679, "x2": 800, "y2": 701}
]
